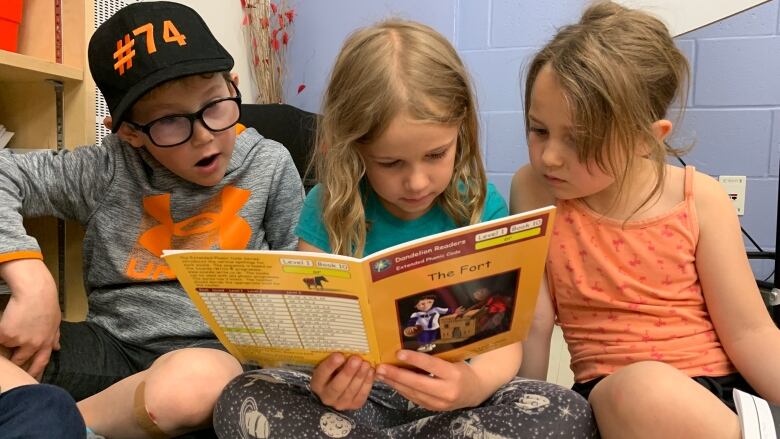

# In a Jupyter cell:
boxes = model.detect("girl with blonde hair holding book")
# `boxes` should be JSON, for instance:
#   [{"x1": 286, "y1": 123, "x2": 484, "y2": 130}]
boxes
[
  {"x1": 214, "y1": 18, "x2": 597, "y2": 438},
  {"x1": 512, "y1": 2, "x2": 780, "y2": 438}
]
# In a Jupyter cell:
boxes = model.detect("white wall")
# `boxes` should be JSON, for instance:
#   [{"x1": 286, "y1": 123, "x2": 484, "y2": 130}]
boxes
[{"x1": 614, "y1": 0, "x2": 770, "y2": 35}]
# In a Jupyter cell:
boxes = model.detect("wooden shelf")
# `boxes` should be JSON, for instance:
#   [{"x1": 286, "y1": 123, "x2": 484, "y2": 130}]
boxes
[
  {"x1": 0, "y1": 0, "x2": 94, "y2": 320},
  {"x1": 0, "y1": 50, "x2": 83, "y2": 83}
]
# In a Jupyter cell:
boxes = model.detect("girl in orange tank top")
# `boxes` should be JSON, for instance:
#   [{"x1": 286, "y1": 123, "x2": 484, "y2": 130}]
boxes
[{"x1": 510, "y1": 2, "x2": 780, "y2": 438}]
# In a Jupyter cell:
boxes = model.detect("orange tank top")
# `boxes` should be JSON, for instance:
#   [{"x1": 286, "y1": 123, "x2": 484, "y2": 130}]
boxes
[{"x1": 547, "y1": 166, "x2": 735, "y2": 383}]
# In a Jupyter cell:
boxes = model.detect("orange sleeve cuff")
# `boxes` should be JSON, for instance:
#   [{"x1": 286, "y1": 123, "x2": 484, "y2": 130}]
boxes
[{"x1": 0, "y1": 251, "x2": 44, "y2": 264}]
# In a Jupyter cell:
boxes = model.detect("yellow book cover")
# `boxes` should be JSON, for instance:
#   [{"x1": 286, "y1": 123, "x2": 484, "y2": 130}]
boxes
[{"x1": 162, "y1": 205, "x2": 555, "y2": 368}]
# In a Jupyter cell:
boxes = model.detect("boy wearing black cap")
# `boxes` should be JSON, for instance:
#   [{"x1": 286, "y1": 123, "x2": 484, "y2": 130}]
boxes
[{"x1": 0, "y1": 1, "x2": 303, "y2": 437}]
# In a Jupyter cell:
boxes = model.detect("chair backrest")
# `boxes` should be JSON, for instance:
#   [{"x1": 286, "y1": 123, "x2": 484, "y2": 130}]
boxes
[{"x1": 239, "y1": 103, "x2": 317, "y2": 192}]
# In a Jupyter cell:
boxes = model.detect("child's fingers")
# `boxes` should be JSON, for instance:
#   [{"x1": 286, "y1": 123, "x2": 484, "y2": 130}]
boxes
[
  {"x1": 313, "y1": 355, "x2": 366, "y2": 408},
  {"x1": 9, "y1": 344, "x2": 33, "y2": 369},
  {"x1": 53, "y1": 328, "x2": 61, "y2": 351},
  {"x1": 311, "y1": 353, "x2": 346, "y2": 394},
  {"x1": 375, "y1": 363, "x2": 444, "y2": 400},
  {"x1": 0, "y1": 329, "x2": 10, "y2": 350},
  {"x1": 393, "y1": 349, "x2": 455, "y2": 380},
  {"x1": 26, "y1": 348, "x2": 51, "y2": 380},
  {"x1": 377, "y1": 373, "x2": 447, "y2": 411},
  {"x1": 325, "y1": 356, "x2": 365, "y2": 398},
  {"x1": 346, "y1": 363, "x2": 374, "y2": 408},
  {"x1": 375, "y1": 363, "x2": 432, "y2": 387}
]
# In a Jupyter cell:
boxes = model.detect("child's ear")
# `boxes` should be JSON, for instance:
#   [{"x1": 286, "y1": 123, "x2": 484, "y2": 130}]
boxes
[
  {"x1": 116, "y1": 123, "x2": 146, "y2": 148},
  {"x1": 230, "y1": 72, "x2": 239, "y2": 87},
  {"x1": 651, "y1": 119, "x2": 673, "y2": 141}
]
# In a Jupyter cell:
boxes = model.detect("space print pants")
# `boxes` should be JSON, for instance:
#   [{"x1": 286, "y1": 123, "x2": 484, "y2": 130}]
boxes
[{"x1": 213, "y1": 369, "x2": 598, "y2": 438}]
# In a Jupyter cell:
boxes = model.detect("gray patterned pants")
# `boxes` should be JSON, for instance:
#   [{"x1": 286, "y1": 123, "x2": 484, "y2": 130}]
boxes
[{"x1": 213, "y1": 369, "x2": 598, "y2": 438}]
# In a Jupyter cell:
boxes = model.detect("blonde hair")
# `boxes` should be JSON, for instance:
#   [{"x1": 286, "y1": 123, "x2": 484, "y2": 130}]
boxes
[
  {"x1": 313, "y1": 19, "x2": 487, "y2": 257},
  {"x1": 525, "y1": 1, "x2": 690, "y2": 211}
]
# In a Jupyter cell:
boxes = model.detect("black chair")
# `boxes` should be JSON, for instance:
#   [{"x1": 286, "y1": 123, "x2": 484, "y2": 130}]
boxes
[{"x1": 240, "y1": 103, "x2": 317, "y2": 192}]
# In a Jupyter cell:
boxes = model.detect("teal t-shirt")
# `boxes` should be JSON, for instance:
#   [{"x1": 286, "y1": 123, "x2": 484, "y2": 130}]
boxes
[{"x1": 295, "y1": 182, "x2": 508, "y2": 255}]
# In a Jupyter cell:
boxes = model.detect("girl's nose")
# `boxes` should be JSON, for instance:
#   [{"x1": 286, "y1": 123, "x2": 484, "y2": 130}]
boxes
[
  {"x1": 541, "y1": 143, "x2": 564, "y2": 168},
  {"x1": 405, "y1": 166, "x2": 429, "y2": 192}
]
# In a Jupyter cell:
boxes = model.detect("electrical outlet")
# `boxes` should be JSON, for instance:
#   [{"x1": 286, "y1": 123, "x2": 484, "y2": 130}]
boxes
[{"x1": 718, "y1": 175, "x2": 746, "y2": 215}]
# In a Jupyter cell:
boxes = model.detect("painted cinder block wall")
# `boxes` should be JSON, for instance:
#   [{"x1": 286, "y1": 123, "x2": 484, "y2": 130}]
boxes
[{"x1": 284, "y1": 1, "x2": 779, "y2": 279}]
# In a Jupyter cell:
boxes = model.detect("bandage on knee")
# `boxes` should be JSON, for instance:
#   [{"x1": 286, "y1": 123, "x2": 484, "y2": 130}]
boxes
[{"x1": 133, "y1": 381, "x2": 171, "y2": 439}]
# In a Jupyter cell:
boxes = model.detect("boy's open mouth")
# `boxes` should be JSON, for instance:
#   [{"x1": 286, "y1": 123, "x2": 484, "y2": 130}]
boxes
[{"x1": 196, "y1": 154, "x2": 219, "y2": 167}]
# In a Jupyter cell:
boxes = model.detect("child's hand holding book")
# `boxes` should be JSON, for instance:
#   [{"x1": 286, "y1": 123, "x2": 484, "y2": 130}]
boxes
[{"x1": 311, "y1": 353, "x2": 375, "y2": 411}]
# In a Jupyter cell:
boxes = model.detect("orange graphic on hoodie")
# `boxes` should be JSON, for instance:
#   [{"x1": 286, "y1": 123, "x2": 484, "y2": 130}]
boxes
[{"x1": 126, "y1": 186, "x2": 251, "y2": 280}]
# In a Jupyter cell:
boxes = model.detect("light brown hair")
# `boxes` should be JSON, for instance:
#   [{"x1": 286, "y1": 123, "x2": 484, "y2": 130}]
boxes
[
  {"x1": 313, "y1": 19, "x2": 487, "y2": 257},
  {"x1": 525, "y1": 1, "x2": 690, "y2": 211}
]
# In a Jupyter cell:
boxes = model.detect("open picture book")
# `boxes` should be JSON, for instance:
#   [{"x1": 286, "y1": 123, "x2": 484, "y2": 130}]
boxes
[{"x1": 162, "y1": 205, "x2": 555, "y2": 368}]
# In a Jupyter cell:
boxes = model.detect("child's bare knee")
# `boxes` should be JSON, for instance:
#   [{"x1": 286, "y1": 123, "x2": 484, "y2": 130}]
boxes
[
  {"x1": 143, "y1": 349, "x2": 242, "y2": 431},
  {"x1": 152, "y1": 348, "x2": 242, "y2": 382}
]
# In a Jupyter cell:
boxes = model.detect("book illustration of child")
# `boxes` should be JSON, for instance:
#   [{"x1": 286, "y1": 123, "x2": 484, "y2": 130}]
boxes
[{"x1": 403, "y1": 295, "x2": 451, "y2": 352}]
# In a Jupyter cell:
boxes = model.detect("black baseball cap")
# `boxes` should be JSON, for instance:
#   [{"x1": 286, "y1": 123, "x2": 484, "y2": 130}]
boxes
[{"x1": 88, "y1": 1, "x2": 234, "y2": 132}]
